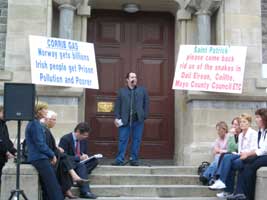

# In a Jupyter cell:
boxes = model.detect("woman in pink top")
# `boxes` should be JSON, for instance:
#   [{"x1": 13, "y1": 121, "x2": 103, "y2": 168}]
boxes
[
  {"x1": 209, "y1": 113, "x2": 258, "y2": 198},
  {"x1": 202, "y1": 121, "x2": 229, "y2": 183}
]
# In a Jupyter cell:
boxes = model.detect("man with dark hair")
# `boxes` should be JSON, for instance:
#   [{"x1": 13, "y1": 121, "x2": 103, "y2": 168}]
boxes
[
  {"x1": 59, "y1": 122, "x2": 98, "y2": 199},
  {"x1": 0, "y1": 105, "x2": 16, "y2": 182},
  {"x1": 112, "y1": 72, "x2": 149, "y2": 166}
]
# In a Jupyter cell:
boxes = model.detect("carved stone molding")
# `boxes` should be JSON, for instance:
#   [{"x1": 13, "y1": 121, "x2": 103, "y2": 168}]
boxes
[
  {"x1": 176, "y1": 8, "x2": 192, "y2": 21},
  {"x1": 184, "y1": 0, "x2": 222, "y2": 45},
  {"x1": 77, "y1": 0, "x2": 91, "y2": 17},
  {"x1": 53, "y1": 0, "x2": 82, "y2": 7},
  {"x1": 53, "y1": 0, "x2": 83, "y2": 39},
  {"x1": 187, "y1": 0, "x2": 222, "y2": 15}
]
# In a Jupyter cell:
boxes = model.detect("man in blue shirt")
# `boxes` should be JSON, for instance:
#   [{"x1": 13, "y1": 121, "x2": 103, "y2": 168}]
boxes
[
  {"x1": 59, "y1": 122, "x2": 98, "y2": 199},
  {"x1": 112, "y1": 72, "x2": 149, "y2": 166}
]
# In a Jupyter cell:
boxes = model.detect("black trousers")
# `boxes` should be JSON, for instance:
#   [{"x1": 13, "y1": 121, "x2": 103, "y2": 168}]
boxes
[
  {"x1": 55, "y1": 153, "x2": 74, "y2": 193},
  {"x1": 236, "y1": 155, "x2": 267, "y2": 200},
  {"x1": 31, "y1": 159, "x2": 64, "y2": 200}
]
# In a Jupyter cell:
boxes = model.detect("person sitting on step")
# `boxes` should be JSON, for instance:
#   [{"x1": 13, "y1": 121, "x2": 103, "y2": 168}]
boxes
[
  {"x1": 41, "y1": 110, "x2": 89, "y2": 199},
  {"x1": 209, "y1": 113, "x2": 258, "y2": 199},
  {"x1": 59, "y1": 122, "x2": 98, "y2": 199},
  {"x1": 202, "y1": 121, "x2": 229, "y2": 185},
  {"x1": 227, "y1": 108, "x2": 267, "y2": 200}
]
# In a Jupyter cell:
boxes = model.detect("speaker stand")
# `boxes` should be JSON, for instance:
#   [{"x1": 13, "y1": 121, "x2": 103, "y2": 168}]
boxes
[{"x1": 8, "y1": 120, "x2": 28, "y2": 200}]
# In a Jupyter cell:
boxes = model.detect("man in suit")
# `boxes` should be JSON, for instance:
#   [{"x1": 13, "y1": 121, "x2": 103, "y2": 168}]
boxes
[
  {"x1": 59, "y1": 122, "x2": 98, "y2": 199},
  {"x1": 112, "y1": 72, "x2": 149, "y2": 166}
]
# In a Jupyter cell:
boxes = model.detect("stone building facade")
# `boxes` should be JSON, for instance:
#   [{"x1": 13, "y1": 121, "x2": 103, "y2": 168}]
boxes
[
  {"x1": 0, "y1": 0, "x2": 7, "y2": 69},
  {"x1": 0, "y1": 0, "x2": 266, "y2": 165}
]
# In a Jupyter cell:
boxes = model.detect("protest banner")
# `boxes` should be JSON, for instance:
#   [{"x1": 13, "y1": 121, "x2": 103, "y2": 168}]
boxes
[
  {"x1": 29, "y1": 35, "x2": 99, "y2": 89},
  {"x1": 172, "y1": 45, "x2": 247, "y2": 93}
]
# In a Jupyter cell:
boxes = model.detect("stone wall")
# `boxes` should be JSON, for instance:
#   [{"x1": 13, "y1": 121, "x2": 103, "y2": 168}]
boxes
[
  {"x1": 175, "y1": 0, "x2": 264, "y2": 165},
  {"x1": 2, "y1": 0, "x2": 82, "y2": 140},
  {"x1": 262, "y1": 0, "x2": 267, "y2": 63},
  {"x1": 0, "y1": 0, "x2": 7, "y2": 69},
  {"x1": 255, "y1": 167, "x2": 267, "y2": 200},
  {"x1": 0, "y1": 163, "x2": 40, "y2": 200},
  {"x1": 182, "y1": 100, "x2": 265, "y2": 165},
  {"x1": 2, "y1": 0, "x2": 267, "y2": 165}
]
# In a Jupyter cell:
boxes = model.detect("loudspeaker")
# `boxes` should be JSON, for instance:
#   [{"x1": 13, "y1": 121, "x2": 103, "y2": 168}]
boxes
[{"x1": 4, "y1": 83, "x2": 36, "y2": 121}]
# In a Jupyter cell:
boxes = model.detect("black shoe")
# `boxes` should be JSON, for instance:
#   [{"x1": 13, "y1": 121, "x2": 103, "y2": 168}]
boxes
[
  {"x1": 129, "y1": 160, "x2": 139, "y2": 166},
  {"x1": 111, "y1": 160, "x2": 125, "y2": 166},
  {"x1": 80, "y1": 192, "x2": 97, "y2": 199}
]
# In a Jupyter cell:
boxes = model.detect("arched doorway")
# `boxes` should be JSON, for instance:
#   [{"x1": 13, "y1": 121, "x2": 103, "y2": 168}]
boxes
[{"x1": 85, "y1": 10, "x2": 175, "y2": 159}]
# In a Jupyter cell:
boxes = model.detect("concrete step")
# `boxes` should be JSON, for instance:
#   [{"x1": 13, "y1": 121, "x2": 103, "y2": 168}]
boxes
[
  {"x1": 76, "y1": 197, "x2": 218, "y2": 200},
  {"x1": 72, "y1": 185, "x2": 216, "y2": 198},
  {"x1": 92, "y1": 165, "x2": 198, "y2": 175},
  {"x1": 90, "y1": 174, "x2": 200, "y2": 185}
]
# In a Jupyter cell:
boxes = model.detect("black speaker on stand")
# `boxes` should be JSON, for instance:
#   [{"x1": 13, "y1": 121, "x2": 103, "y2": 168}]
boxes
[{"x1": 4, "y1": 83, "x2": 36, "y2": 200}]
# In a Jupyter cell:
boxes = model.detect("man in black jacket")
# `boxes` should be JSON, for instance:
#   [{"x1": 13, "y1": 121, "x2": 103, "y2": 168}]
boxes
[
  {"x1": 112, "y1": 72, "x2": 149, "y2": 166},
  {"x1": 59, "y1": 122, "x2": 98, "y2": 199},
  {"x1": 0, "y1": 105, "x2": 16, "y2": 182}
]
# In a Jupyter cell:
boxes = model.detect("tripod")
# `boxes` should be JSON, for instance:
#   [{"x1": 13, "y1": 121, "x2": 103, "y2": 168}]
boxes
[{"x1": 8, "y1": 120, "x2": 28, "y2": 200}]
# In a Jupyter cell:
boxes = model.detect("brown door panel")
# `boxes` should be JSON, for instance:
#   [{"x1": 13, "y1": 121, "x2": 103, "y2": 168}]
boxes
[{"x1": 86, "y1": 10, "x2": 174, "y2": 159}]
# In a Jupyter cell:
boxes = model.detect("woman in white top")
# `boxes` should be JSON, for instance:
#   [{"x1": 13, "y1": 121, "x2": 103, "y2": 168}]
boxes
[
  {"x1": 228, "y1": 108, "x2": 267, "y2": 200},
  {"x1": 209, "y1": 113, "x2": 258, "y2": 199}
]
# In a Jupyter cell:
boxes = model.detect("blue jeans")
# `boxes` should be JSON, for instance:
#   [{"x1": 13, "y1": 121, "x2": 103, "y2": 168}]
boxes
[
  {"x1": 203, "y1": 156, "x2": 219, "y2": 180},
  {"x1": 116, "y1": 121, "x2": 144, "y2": 162},
  {"x1": 215, "y1": 154, "x2": 244, "y2": 193}
]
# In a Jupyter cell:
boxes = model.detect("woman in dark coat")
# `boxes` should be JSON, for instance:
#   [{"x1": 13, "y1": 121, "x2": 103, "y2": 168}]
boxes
[
  {"x1": 0, "y1": 105, "x2": 16, "y2": 182},
  {"x1": 42, "y1": 110, "x2": 88, "y2": 199},
  {"x1": 25, "y1": 102, "x2": 64, "y2": 200}
]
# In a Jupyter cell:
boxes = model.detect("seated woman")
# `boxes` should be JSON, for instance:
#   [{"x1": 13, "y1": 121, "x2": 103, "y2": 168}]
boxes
[
  {"x1": 215, "y1": 117, "x2": 241, "y2": 198},
  {"x1": 202, "y1": 121, "x2": 229, "y2": 183},
  {"x1": 227, "y1": 117, "x2": 242, "y2": 153},
  {"x1": 42, "y1": 110, "x2": 88, "y2": 199},
  {"x1": 209, "y1": 113, "x2": 258, "y2": 199},
  {"x1": 228, "y1": 108, "x2": 267, "y2": 200}
]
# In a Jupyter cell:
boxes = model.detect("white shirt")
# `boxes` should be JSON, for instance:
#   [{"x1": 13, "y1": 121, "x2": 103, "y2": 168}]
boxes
[
  {"x1": 72, "y1": 132, "x2": 78, "y2": 148},
  {"x1": 255, "y1": 129, "x2": 267, "y2": 156},
  {"x1": 238, "y1": 127, "x2": 258, "y2": 154}
]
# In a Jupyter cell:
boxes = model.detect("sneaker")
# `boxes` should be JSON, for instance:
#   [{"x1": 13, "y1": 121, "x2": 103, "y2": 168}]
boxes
[
  {"x1": 209, "y1": 179, "x2": 226, "y2": 190},
  {"x1": 216, "y1": 192, "x2": 233, "y2": 199}
]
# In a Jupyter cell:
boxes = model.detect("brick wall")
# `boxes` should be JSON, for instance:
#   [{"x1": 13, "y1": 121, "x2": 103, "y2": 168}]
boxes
[{"x1": 0, "y1": 0, "x2": 7, "y2": 69}]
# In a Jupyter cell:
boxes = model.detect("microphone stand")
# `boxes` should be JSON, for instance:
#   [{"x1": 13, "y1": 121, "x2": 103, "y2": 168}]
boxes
[
  {"x1": 130, "y1": 88, "x2": 133, "y2": 128},
  {"x1": 8, "y1": 120, "x2": 28, "y2": 200}
]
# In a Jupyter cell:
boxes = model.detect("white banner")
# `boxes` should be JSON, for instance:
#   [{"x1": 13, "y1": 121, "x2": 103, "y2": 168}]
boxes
[
  {"x1": 172, "y1": 45, "x2": 247, "y2": 94},
  {"x1": 29, "y1": 35, "x2": 99, "y2": 89}
]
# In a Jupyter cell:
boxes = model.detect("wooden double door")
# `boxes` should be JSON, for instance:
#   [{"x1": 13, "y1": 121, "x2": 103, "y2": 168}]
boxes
[{"x1": 85, "y1": 10, "x2": 174, "y2": 159}]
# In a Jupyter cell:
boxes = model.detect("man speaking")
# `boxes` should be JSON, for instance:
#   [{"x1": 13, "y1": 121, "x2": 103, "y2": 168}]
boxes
[{"x1": 112, "y1": 72, "x2": 149, "y2": 166}]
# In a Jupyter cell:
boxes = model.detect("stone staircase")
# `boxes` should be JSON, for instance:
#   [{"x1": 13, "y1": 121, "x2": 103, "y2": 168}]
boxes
[{"x1": 73, "y1": 165, "x2": 218, "y2": 200}]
